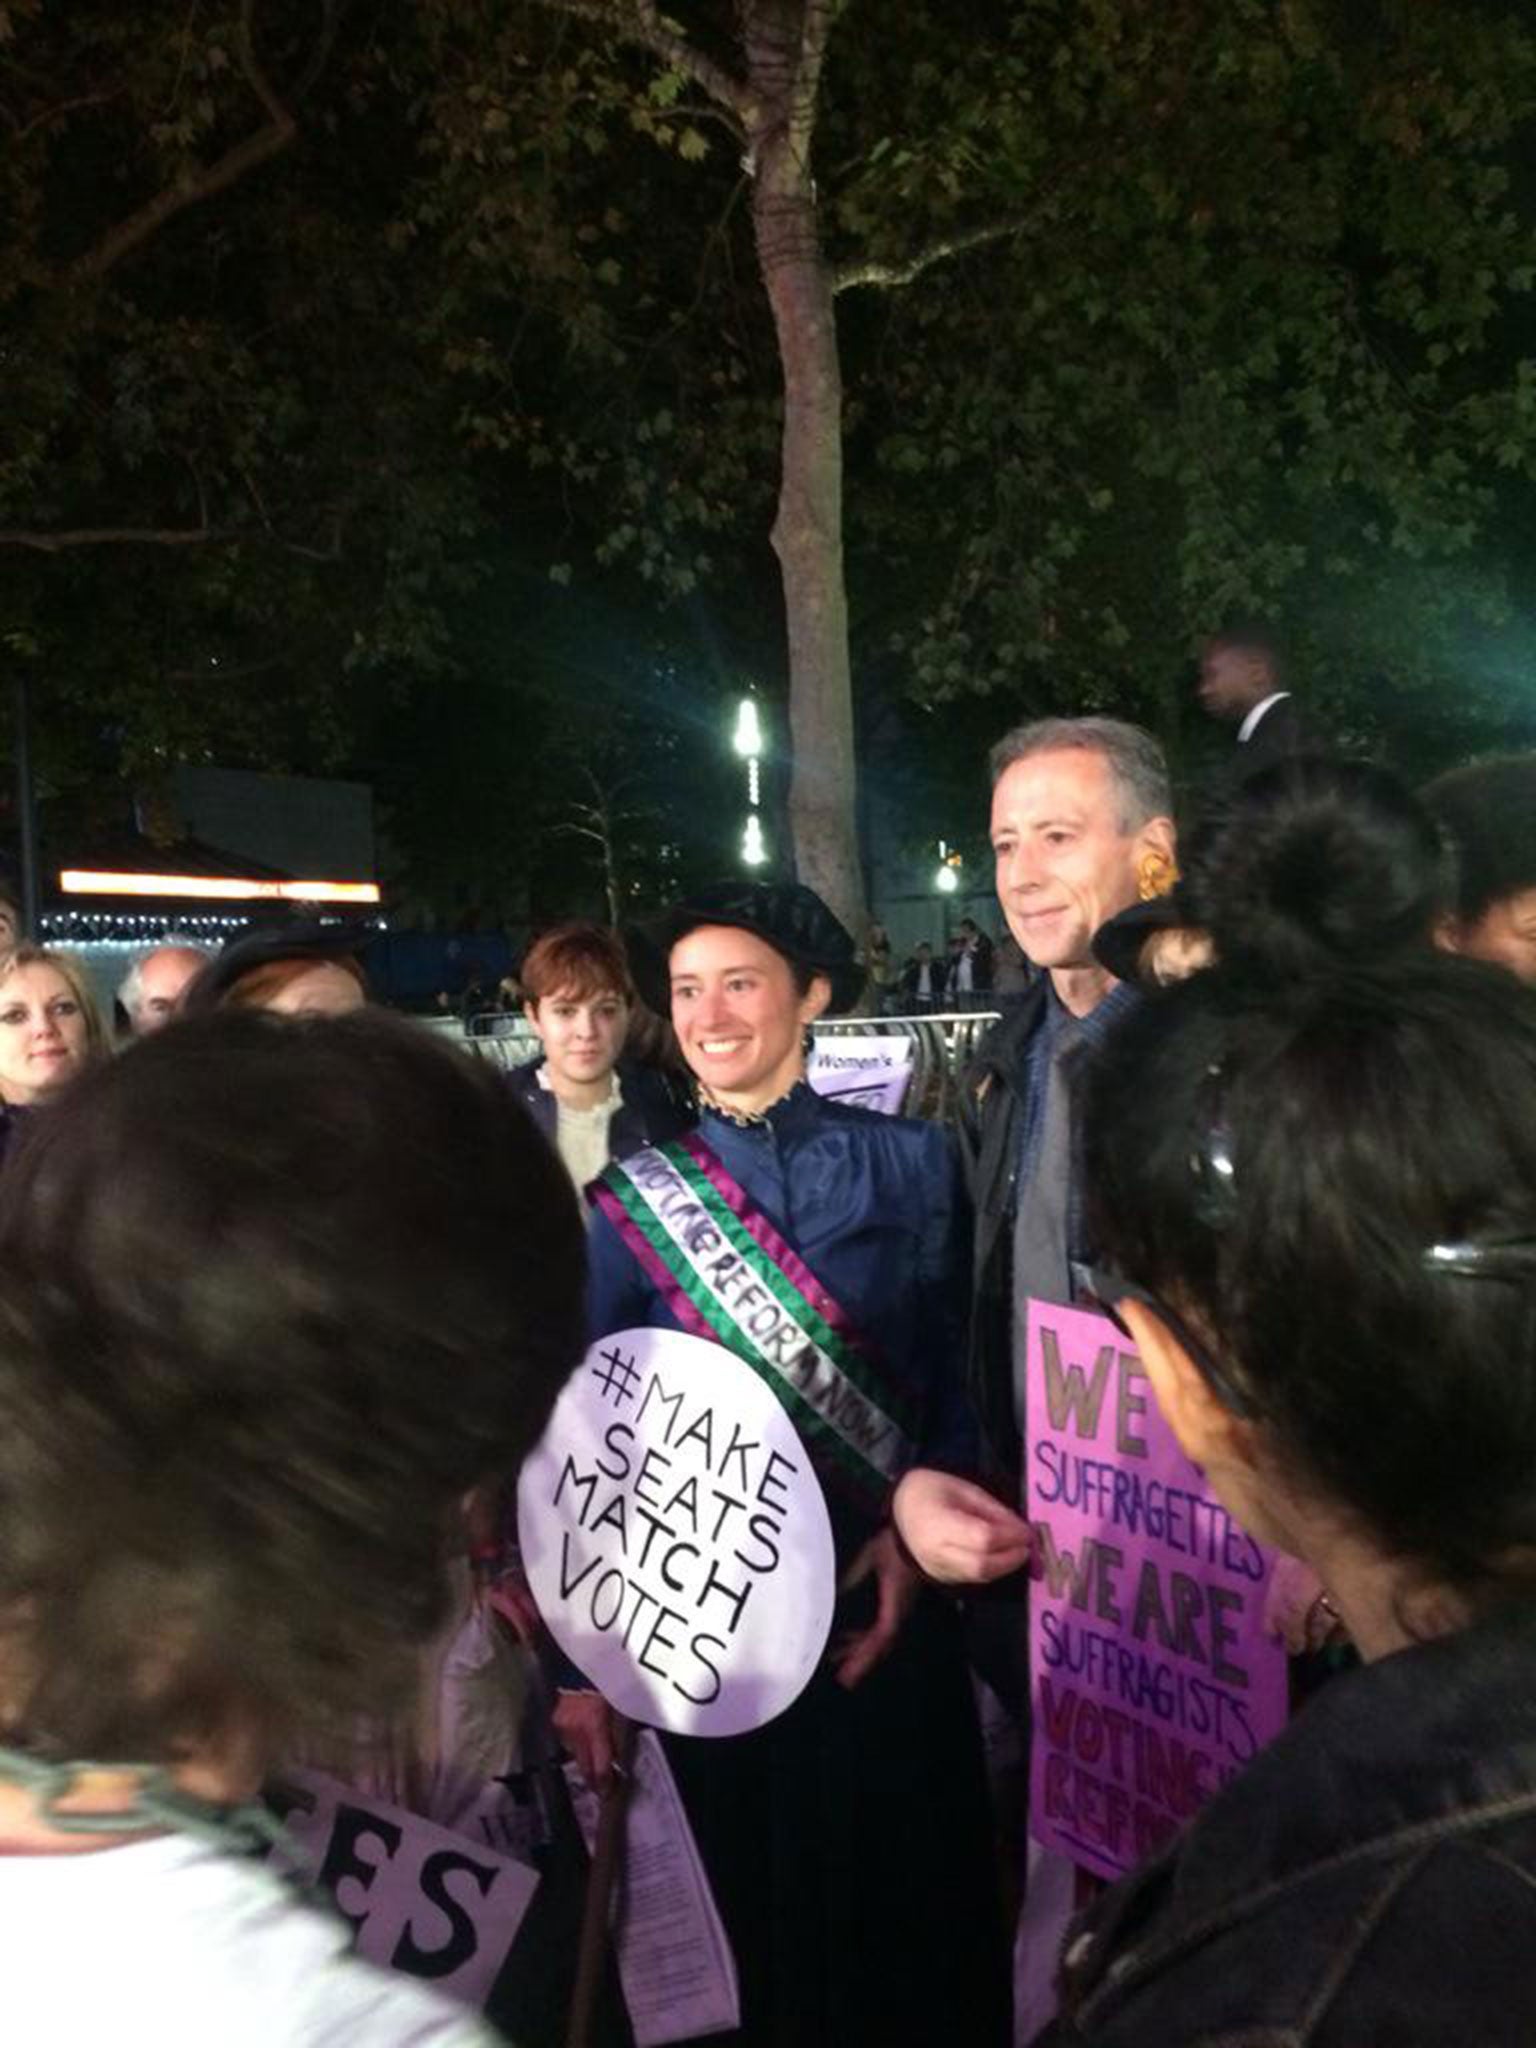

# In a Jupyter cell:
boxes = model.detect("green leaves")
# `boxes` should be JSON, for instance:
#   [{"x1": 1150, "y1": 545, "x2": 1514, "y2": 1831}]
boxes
[{"x1": 9, "y1": 0, "x2": 1536, "y2": 878}]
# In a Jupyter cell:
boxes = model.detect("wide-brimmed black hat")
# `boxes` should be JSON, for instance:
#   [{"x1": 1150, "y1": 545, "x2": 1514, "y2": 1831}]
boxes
[
  {"x1": 628, "y1": 881, "x2": 865, "y2": 1016},
  {"x1": 181, "y1": 920, "x2": 369, "y2": 1013}
]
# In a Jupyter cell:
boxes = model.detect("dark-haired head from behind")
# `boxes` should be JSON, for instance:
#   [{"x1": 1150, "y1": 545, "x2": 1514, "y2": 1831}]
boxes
[
  {"x1": 1422, "y1": 753, "x2": 1536, "y2": 985},
  {"x1": 1182, "y1": 755, "x2": 1449, "y2": 981},
  {"x1": 1082, "y1": 947, "x2": 1536, "y2": 1613},
  {"x1": 1093, "y1": 756, "x2": 1448, "y2": 991},
  {"x1": 0, "y1": 1009, "x2": 585, "y2": 1769}
]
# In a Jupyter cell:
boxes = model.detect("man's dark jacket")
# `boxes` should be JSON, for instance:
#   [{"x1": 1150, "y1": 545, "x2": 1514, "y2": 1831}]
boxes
[
  {"x1": 1040, "y1": 1598, "x2": 1536, "y2": 2047},
  {"x1": 1233, "y1": 693, "x2": 1317, "y2": 780},
  {"x1": 955, "y1": 981, "x2": 1049, "y2": 1488},
  {"x1": 898, "y1": 955, "x2": 943, "y2": 1002},
  {"x1": 949, "y1": 931, "x2": 996, "y2": 996},
  {"x1": 504, "y1": 1057, "x2": 691, "y2": 1163}
]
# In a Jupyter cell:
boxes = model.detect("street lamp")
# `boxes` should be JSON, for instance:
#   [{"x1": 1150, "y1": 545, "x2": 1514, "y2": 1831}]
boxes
[
  {"x1": 733, "y1": 698, "x2": 764, "y2": 758},
  {"x1": 735, "y1": 693, "x2": 767, "y2": 868}
]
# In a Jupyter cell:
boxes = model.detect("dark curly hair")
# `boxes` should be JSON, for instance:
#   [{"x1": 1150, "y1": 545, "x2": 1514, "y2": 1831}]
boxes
[
  {"x1": 0, "y1": 1009, "x2": 585, "y2": 1765},
  {"x1": 1179, "y1": 756, "x2": 1449, "y2": 982},
  {"x1": 1083, "y1": 933, "x2": 1536, "y2": 1602},
  {"x1": 1421, "y1": 753, "x2": 1536, "y2": 925}
]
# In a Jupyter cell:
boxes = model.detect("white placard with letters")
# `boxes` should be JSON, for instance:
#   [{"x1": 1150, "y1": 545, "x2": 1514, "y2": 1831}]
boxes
[
  {"x1": 268, "y1": 1770, "x2": 540, "y2": 2010},
  {"x1": 564, "y1": 1730, "x2": 741, "y2": 2045},
  {"x1": 518, "y1": 1326, "x2": 836, "y2": 1736},
  {"x1": 808, "y1": 1034, "x2": 914, "y2": 1115}
]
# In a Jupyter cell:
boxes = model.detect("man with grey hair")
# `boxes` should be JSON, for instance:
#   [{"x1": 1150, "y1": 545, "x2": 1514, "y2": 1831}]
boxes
[
  {"x1": 960, "y1": 716, "x2": 1176, "y2": 1500},
  {"x1": 951, "y1": 714, "x2": 1176, "y2": 1902},
  {"x1": 118, "y1": 940, "x2": 209, "y2": 1034}
]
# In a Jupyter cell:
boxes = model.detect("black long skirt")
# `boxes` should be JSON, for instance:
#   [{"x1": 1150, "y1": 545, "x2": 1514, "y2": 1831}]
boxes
[{"x1": 662, "y1": 1591, "x2": 1011, "y2": 2048}]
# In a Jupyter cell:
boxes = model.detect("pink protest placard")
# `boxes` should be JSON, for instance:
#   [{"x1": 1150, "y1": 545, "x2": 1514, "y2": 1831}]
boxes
[{"x1": 1025, "y1": 1298, "x2": 1288, "y2": 1882}]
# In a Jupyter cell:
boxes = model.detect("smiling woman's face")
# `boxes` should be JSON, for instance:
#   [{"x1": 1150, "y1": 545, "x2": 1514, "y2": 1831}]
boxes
[
  {"x1": 669, "y1": 925, "x2": 827, "y2": 1112},
  {"x1": 0, "y1": 961, "x2": 90, "y2": 1105}
]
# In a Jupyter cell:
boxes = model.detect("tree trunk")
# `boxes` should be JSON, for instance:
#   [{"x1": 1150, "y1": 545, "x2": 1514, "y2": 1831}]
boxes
[{"x1": 744, "y1": 6, "x2": 867, "y2": 943}]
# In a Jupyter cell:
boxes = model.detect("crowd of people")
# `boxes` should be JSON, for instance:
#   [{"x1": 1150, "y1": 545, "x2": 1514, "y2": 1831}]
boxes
[
  {"x1": 1, "y1": 628, "x2": 1536, "y2": 2045},
  {"x1": 883, "y1": 919, "x2": 1033, "y2": 1011}
]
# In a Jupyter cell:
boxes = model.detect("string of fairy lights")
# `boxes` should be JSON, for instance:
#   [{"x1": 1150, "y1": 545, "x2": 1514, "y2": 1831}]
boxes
[
  {"x1": 33, "y1": 871, "x2": 386, "y2": 956},
  {"x1": 37, "y1": 911, "x2": 388, "y2": 955}
]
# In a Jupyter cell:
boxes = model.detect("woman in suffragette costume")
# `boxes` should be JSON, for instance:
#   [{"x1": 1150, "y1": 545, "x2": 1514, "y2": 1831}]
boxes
[{"x1": 557, "y1": 880, "x2": 1008, "y2": 2048}]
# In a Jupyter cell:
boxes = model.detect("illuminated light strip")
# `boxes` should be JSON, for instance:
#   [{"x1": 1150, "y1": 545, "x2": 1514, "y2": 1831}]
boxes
[{"x1": 59, "y1": 870, "x2": 380, "y2": 904}]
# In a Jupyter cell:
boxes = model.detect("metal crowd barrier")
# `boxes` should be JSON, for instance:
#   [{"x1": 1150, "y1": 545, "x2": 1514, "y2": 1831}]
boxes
[
  {"x1": 813, "y1": 1011, "x2": 1001, "y2": 1120},
  {"x1": 434, "y1": 1008, "x2": 1002, "y2": 1119}
]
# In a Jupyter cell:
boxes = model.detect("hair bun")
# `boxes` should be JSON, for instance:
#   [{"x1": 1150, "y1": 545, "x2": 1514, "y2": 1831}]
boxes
[{"x1": 1186, "y1": 758, "x2": 1447, "y2": 991}]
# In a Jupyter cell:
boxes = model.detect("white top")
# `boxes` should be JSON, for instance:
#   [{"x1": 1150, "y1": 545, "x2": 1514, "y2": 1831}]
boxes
[
  {"x1": 540, "y1": 1066, "x2": 622, "y2": 1196},
  {"x1": 1237, "y1": 690, "x2": 1291, "y2": 743},
  {"x1": 0, "y1": 1832, "x2": 495, "y2": 2047}
]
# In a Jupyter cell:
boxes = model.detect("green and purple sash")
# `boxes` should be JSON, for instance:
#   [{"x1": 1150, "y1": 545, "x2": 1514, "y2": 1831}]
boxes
[{"x1": 591, "y1": 1134, "x2": 917, "y2": 1516}]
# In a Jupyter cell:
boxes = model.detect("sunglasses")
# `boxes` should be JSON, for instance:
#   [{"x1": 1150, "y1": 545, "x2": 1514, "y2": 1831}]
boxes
[{"x1": 1081, "y1": 1264, "x2": 1258, "y2": 1420}]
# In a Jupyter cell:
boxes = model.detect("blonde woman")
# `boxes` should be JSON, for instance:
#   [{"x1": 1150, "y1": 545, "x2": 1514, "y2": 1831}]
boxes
[{"x1": 0, "y1": 946, "x2": 105, "y2": 1165}]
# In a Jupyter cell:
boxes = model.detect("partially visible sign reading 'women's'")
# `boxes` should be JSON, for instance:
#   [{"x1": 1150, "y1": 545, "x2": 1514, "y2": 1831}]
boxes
[{"x1": 1025, "y1": 1300, "x2": 1287, "y2": 1881}]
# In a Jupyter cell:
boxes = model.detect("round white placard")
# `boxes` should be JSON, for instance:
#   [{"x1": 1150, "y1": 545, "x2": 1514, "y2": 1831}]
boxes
[{"x1": 518, "y1": 1326, "x2": 836, "y2": 1737}]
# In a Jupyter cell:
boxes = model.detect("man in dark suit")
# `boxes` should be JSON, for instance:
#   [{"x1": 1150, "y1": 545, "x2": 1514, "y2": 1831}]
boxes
[
  {"x1": 1198, "y1": 624, "x2": 1315, "y2": 777},
  {"x1": 947, "y1": 917, "x2": 995, "y2": 1002},
  {"x1": 898, "y1": 939, "x2": 943, "y2": 1008}
]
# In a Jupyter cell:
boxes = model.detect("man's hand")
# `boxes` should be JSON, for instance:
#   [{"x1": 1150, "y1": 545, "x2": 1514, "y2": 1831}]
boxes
[
  {"x1": 892, "y1": 1468, "x2": 1033, "y2": 1586},
  {"x1": 553, "y1": 1689, "x2": 622, "y2": 1792},
  {"x1": 830, "y1": 1525, "x2": 923, "y2": 1690}
]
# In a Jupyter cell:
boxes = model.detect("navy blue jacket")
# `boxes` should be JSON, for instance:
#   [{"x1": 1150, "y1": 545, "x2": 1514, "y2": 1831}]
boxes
[
  {"x1": 504, "y1": 1056, "x2": 690, "y2": 1170},
  {"x1": 586, "y1": 1079, "x2": 977, "y2": 1532}
]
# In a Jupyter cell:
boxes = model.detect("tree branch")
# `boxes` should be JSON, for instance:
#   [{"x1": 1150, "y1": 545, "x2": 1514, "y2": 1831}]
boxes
[
  {"x1": 64, "y1": 0, "x2": 343, "y2": 286},
  {"x1": 833, "y1": 214, "x2": 1032, "y2": 295},
  {"x1": 289, "y1": 0, "x2": 345, "y2": 102},
  {"x1": 552, "y1": 818, "x2": 610, "y2": 848},
  {"x1": 0, "y1": 525, "x2": 342, "y2": 560},
  {"x1": 6, "y1": 86, "x2": 127, "y2": 145},
  {"x1": 529, "y1": 0, "x2": 751, "y2": 122},
  {"x1": 237, "y1": 0, "x2": 293, "y2": 131}
]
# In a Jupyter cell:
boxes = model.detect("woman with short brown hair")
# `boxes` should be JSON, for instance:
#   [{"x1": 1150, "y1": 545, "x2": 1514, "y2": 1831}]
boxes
[{"x1": 508, "y1": 920, "x2": 687, "y2": 1195}]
